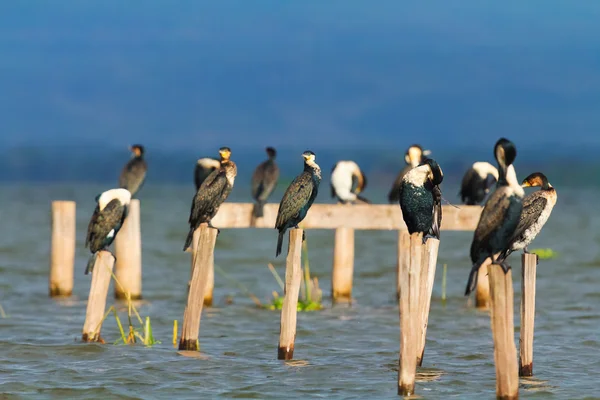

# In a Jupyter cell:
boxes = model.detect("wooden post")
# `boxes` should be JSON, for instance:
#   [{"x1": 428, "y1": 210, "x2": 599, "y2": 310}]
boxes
[
  {"x1": 416, "y1": 238, "x2": 440, "y2": 366},
  {"x1": 331, "y1": 227, "x2": 355, "y2": 302},
  {"x1": 114, "y1": 199, "x2": 142, "y2": 300},
  {"x1": 396, "y1": 230, "x2": 410, "y2": 300},
  {"x1": 277, "y1": 228, "x2": 303, "y2": 360},
  {"x1": 179, "y1": 223, "x2": 218, "y2": 351},
  {"x1": 190, "y1": 227, "x2": 215, "y2": 306},
  {"x1": 398, "y1": 232, "x2": 422, "y2": 396},
  {"x1": 476, "y1": 257, "x2": 492, "y2": 309},
  {"x1": 82, "y1": 251, "x2": 115, "y2": 342},
  {"x1": 49, "y1": 201, "x2": 76, "y2": 297},
  {"x1": 519, "y1": 253, "x2": 537, "y2": 377},
  {"x1": 488, "y1": 263, "x2": 519, "y2": 399}
]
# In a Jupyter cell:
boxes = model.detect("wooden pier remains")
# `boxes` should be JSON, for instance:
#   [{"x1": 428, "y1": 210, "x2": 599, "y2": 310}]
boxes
[
  {"x1": 49, "y1": 201, "x2": 76, "y2": 297},
  {"x1": 190, "y1": 228, "x2": 214, "y2": 306},
  {"x1": 277, "y1": 229, "x2": 303, "y2": 360},
  {"x1": 82, "y1": 251, "x2": 115, "y2": 342},
  {"x1": 179, "y1": 223, "x2": 218, "y2": 351},
  {"x1": 519, "y1": 253, "x2": 538, "y2": 377},
  {"x1": 114, "y1": 199, "x2": 142, "y2": 300}
]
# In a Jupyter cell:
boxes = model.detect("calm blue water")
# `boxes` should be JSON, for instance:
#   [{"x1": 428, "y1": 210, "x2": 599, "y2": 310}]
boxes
[{"x1": 0, "y1": 182, "x2": 598, "y2": 399}]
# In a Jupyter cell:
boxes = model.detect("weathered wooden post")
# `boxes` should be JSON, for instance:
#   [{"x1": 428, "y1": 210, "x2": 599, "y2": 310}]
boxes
[
  {"x1": 488, "y1": 263, "x2": 519, "y2": 399},
  {"x1": 278, "y1": 228, "x2": 303, "y2": 360},
  {"x1": 49, "y1": 201, "x2": 76, "y2": 297},
  {"x1": 189, "y1": 227, "x2": 215, "y2": 306},
  {"x1": 331, "y1": 227, "x2": 354, "y2": 302},
  {"x1": 179, "y1": 223, "x2": 217, "y2": 351},
  {"x1": 114, "y1": 199, "x2": 142, "y2": 300},
  {"x1": 82, "y1": 251, "x2": 115, "y2": 342},
  {"x1": 396, "y1": 230, "x2": 410, "y2": 300},
  {"x1": 519, "y1": 253, "x2": 537, "y2": 377},
  {"x1": 416, "y1": 237, "x2": 440, "y2": 366},
  {"x1": 398, "y1": 232, "x2": 422, "y2": 396},
  {"x1": 476, "y1": 257, "x2": 492, "y2": 309}
]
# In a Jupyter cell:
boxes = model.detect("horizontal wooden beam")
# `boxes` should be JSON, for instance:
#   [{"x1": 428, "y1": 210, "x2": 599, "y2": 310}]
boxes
[{"x1": 212, "y1": 203, "x2": 482, "y2": 231}]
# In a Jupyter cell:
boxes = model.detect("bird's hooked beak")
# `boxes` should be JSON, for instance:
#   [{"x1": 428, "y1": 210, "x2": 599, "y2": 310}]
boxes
[
  {"x1": 303, "y1": 154, "x2": 315, "y2": 162},
  {"x1": 521, "y1": 181, "x2": 531, "y2": 188}
]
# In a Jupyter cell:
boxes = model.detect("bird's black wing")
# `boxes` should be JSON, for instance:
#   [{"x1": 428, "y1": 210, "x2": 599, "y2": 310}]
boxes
[
  {"x1": 119, "y1": 159, "x2": 147, "y2": 193},
  {"x1": 459, "y1": 168, "x2": 477, "y2": 202},
  {"x1": 275, "y1": 172, "x2": 313, "y2": 229},
  {"x1": 86, "y1": 200, "x2": 126, "y2": 251},
  {"x1": 509, "y1": 193, "x2": 548, "y2": 244},
  {"x1": 254, "y1": 161, "x2": 279, "y2": 202},
  {"x1": 189, "y1": 168, "x2": 226, "y2": 223},
  {"x1": 388, "y1": 165, "x2": 412, "y2": 203},
  {"x1": 251, "y1": 161, "x2": 267, "y2": 200},
  {"x1": 85, "y1": 204, "x2": 101, "y2": 248},
  {"x1": 470, "y1": 188, "x2": 513, "y2": 262},
  {"x1": 330, "y1": 163, "x2": 338, "y2": 198},
  {"x1": 431, "y1": 185, "x2": 442, "y2": 239}
]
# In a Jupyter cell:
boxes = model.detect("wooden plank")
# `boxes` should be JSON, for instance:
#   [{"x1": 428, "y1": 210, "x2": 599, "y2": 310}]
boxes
[
  {"x1": 331, "y1": 227, "x2": 355, "y2": 302},
  {"x1": 82, "y1": 251, "x2": 114, "y2": 342},
  {"x1": 519, "y1": 253, "x2": 537, "y2": 377},
  {"x1": 114, "y1": 199, "x2": 142, "y2": 300},
  {"x1": 417, "y1": 238, "x2": 440, "y2": 366},
  {"x1": 49, "y1": 201, "x2": 76, "y2": 297},
  {"x1": 278, "y1": 229, "x2": 303, "y2": 360},
  {"x1": 211, "y1": 203, "x2": 482, "y2": 230}
]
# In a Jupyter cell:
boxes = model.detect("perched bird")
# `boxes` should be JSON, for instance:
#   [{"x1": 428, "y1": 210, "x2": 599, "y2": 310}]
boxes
[
  {"x1": 275, "y1": 150, "x2": 321, "y2": 257},
  {"x1": 194, "y1": 158, "x2": 221, "y2": 191},
  {"x1": 465, "y1": 138, "x2": 524, "y2": 296},
  {"x1": 388, "y1": 145, "x2": 431, "y2": 203},
  {"x1": 183, "y1": 147, "x2": 237, "y2": 251},
  {"x1": 251, "y1": 147, "x2": 280, "y2": 218},
  {"x1": 498, "y1": 172, "x2": 557, "y2": 260},
  {"x1": 398, "y1": 158, "x2": 443, "y2": 240},
  {"x1": 459, "y1": 162, "x2": 499, "y2": 205},
  {"x1": 119, "y1": 144, "x2": 147, "y2": 197},
  {"x1": 85, "y1": 188, "x2": 131, "y2": 274},
  {"x1": 330, "y1": 160, "x2": 370, "y2": 204}
]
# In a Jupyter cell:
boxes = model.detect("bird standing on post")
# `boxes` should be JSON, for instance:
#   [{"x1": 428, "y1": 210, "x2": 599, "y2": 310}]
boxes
[
  {"x1": 275, "y1": 150, "x2": 321, "y2": 257},
  {"x1": 330, "y1": 160, "x2": 370, "y2": 204},
  {"x1": 459, "y1": 162, "x2": 499, "y2": 205},
  {"x1": 251, "y1": 147, "x2": 280, "y2": 218},
  {"x1": 194, "y1": 157, "x2": 221, "y2": 191},
  {"x1": 465, "y1": 138, "x2": 524, "y2": 296},
  {"x1": 85, "y1": 188, "x2": 131, "y2": 274},
  {"x1": 498, "y1": 172, "x2": 557, "y2": 260},
  {"x1": 398, "y1": 158, "x2": 443, "y2": 241},
  {"x1": 388, "y1": 144, "x2": 431, "y2": 203},
  {"x1": 183, "y1": 147, "x2": 237, "y2": 251},
  {"x1": 119, "y1": 145, "x2": 147, "y2": 198}
]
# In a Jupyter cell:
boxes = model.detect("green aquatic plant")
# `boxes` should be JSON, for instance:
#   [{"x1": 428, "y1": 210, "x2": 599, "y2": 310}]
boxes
[{"x1": 530, "y1": 248, "x2": 558, "y2": 260}]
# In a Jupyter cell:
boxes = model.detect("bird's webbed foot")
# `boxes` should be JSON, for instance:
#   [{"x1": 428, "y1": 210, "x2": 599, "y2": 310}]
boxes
[
  {"x1": 498, "y1": 260, "x2": 511, "y2": 274},
  {"x1": 302, "y1": 231, "x2": 306, "y2": 242},
  {"x1": 523, "y1": 246, "x2": 530, "y2": 254},
  {"x1": 208, "y1": 222, "x2": 221, "y2": 236}
]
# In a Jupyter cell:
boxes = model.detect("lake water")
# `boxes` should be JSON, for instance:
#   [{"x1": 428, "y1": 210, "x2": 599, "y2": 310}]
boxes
[{"x1": 0, "y1": 182, "x2": 598, "y2": 399}]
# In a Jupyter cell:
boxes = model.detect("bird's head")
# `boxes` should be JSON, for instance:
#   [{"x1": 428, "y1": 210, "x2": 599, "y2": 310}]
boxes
[
  {"x1": 522, "y1": 172, "x2": 550, "y2": 189},
  {"x1": 405, "y1": 145, "x2": 430, "y2": 166},
  {"x1": 266, "y1": 147, "x2": 277, "y2": 158},
  {"x1": 494, "y1": 138, "x2": 517, "y2": 173},
  {"x1": 219, "y1": 147, "x2": 232, "y2": 161},
  {"x1": 302, "y1": 150, "x2": 316, "y2": 163},
  {"x1": 423, "y1": 158, "x2": 444, "y2": 186},
  {"x1": 129, "y1": 144, "x2": 145, "y2": 157}
]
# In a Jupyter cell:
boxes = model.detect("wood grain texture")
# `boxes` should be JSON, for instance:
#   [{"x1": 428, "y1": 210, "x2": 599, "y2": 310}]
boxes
[
  {"x1": 114, "y1": 199, "x2": 142, "y2": 300},
  {"x1": 82, "y1": 251, "x2": 114, "y2": 342},
  {"x1": 519, "y1": 253, "x2": 537, "y2": 377},
  {"x1": 331, "y1": 227, "x2": 355, "y2": 302},
  {"x1": 278, "y1": 229, "x2": 303, "y2": 360},
  {"x1": 49, "y1": 201, "x2": 76, "y2": 297}
]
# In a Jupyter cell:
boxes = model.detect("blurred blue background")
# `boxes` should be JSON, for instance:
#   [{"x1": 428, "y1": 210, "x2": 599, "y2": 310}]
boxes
[{"x1": 1, "y1": 1, "x2": 599, "y2": 184}]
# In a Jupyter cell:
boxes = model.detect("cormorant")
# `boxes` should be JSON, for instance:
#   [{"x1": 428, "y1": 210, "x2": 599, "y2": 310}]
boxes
[
  {"x1": 459, "y1": 162, "x2": 499, "y2": 205},
  {"x1": 194, "y1": 158, "x2": 221, "y2": 191},
  {"x1": 251, "y1": 147, "x2": 280, "y2": 218},
  {"x1": 183, "y1": 147, "x2": 237, "y2": 251},
  {"x1": 275, "y1": 150, "x2": 321, "y2": 257},
  {"x1": 119, "y1": 144, "x2": 147, "y2": 197},
  {"x1": 388, "y1": 144, "x2": 431, "y2": 203},
  {"x1": 465, "y1": 138, "x2": 524, "y2": 296},
  {"x1": 330, "y1": 160, "x2": 370, "y2": 204},
  {"x1": 498, "y1": 172, "x2": 557, "y2": 260},
  {"x1": 398, "y1": 158, "x2": 443, "y2": 241},
  {"x1": 85, "y1": 188, "x2": 131, "y2": 274}
]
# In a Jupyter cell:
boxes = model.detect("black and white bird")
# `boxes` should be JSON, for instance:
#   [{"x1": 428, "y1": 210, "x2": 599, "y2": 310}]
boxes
[
  {"x1": 85, "y1": 188, "x2": 131, "y2": 274},
  {"x1": 398, "y1": 158, "x2": 443, "y2": 240},
  {"x1": 498, "y1": 172, "x2": 557, "y2": 260},
  {"x1": 275, "y1": 151, "x2": 321, "y2": 257},
  {"x1": 251, "y1": 147, "x2": 280, "y2": 218},
  {"x1": 388, "y1": 144, "x2": 431, "y2": 203},
  {"x1": 119, "y1": 144, "x2": 147, "y2": 197},
  {"x1": 183, "y1": 147, "x2": 237, "y2": 251},
  {"x1": 330, "y1": 160, "x2": 369, "y2": 204},
  {"x1": 465, "y1": 138, "x2": 524, "y2": 296},
  {"x1": 459, "y1": 162, "x2": 499, "y2": 205},
  {"x1": 194, "y1": 158, "x2": 221, "y2": 191}
]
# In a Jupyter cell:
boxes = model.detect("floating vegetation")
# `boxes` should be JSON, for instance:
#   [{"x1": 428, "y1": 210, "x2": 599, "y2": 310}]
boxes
[
  {"x1": 265, "y1": 239, "x2": 323, "y2": 312},
  {"x1": 0, "y1": 303, "x2": 6, "y2": 318},
  {"x1": 530, "y1": 248, "x2": 558, "y2": 260}
]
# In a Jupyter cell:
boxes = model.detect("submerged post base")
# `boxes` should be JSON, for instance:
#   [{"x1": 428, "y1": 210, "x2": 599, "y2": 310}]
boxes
[
  {"x1": 178, "y1": 338, "x2": 199, "y2": 351},
  {"x1": 277, "y1": 346, "x2": 294, "y2": 360}
]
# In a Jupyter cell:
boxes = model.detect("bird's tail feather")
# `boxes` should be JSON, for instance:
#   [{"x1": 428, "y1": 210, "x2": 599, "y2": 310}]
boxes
[
  {"x1": 85, "y1": 253, "x2": 98, "y2": 275},
  {"x1": 356, "y1": 194, "x2": 371, "y2": 204},
  {"x1": 464, "y1": 264, "x2": 480, "y2": 296},
  {"x1": 276, "y1": 230, "x2": 284, "y2": 257},
  {"x1": 252, "y1": 201, "x2": 265, "y2": 218},
  {"x1": 183, "y1": 228, "x2": 194, "y2": 251}
]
